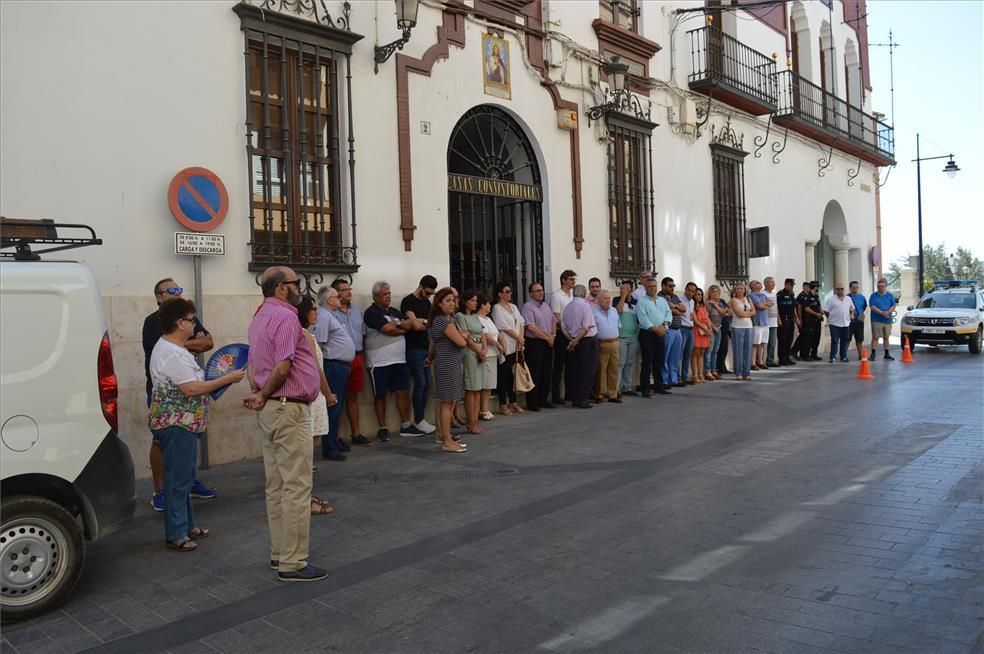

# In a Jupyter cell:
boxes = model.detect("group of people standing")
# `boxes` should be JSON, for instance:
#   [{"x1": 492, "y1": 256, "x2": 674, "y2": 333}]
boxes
[{"x1": 141, "y1": 264, "x2": 898, "y2": 582}]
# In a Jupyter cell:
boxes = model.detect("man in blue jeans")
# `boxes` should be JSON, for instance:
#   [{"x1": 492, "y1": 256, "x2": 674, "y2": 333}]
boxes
[
  {"x1": 314, "y1": 286, "x2": 357, "y2": 460},
  {"x1": 658, "y1": 277, "x2": 687, "y2": 388},
  {"x1": 678, "y1": 282, "x2": 697, "y2": 384},
  {"x1": 400, "y1": 275, "x2": 438, "y2": 436}
]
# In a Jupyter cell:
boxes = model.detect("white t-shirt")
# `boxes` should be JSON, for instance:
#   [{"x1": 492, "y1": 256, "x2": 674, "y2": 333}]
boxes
[
  {"x1": 824, "y1": 295, "x2": 854, "y2": 328},
  {"x1": 680, "y1": 296, "x2": 695, "y2": 327},
  {"x1": 550, "y1": 289, "x2": 573, "y2": 317},
  {"x1": 478, "y1": 315, "x2": 499, "y2": 353},
  {"x1": 150, "y1": 338, "x2": 203, "y2": 387},
  {"x1": 764, "y1": 290, "x2": 778, "y2": 327}
]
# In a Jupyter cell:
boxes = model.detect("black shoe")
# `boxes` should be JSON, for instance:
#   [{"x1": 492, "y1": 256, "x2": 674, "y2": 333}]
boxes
[
  {"x1": 337, "y1": 439, "x2": 351, "y2": 453},
  {"x1": 767, "y1": 362, "x2": 779, "y2": 368},
  {"x1": 608, "y1": 397, "x2": 623, "y2": 404},
  {"x1": 787, "y1": 360, "x2": 796, "y2": 365},
  {"x1": 352, "y1": 434, "x2": 371, "y2": 446},
  {"x1": 883, "y1": 353, "x2": 895, "y2": 360},
  {"x1": 541, "y1": 402, "x2": 555, "y2": 409},
  {"x1": 270, "y1": 559, "x2": 279, "y2": 570},
  {"x1": 622, "y1": 390, "x2": 639, "y2": 397},
  {"x1": 278, "y1": 564, "x2": 328, "y2": 582},
  {"x1": 573, "y1": 402, "x2": 593, "y2": 409},
  {"x1": 810, "y1": 356, "x2": 822, "y2": 361},
  {"x1": 640, "y1": 392, "x2": 653, "y2": 398},
  {"x1": 322, "y1": 452, "x2": 347, "y2": 462},
  {"x1": 527, "y1": 406, "x2": 541, "y2": 412},
  {"x1": 840, "y1": 358, "x2": 849, "y2": 363},
  {"x1": 675, "y1": 382, "x2": 687, "y2": 388},
  {"x1": 656, "y1": 389, "x2": 672, "y2": 395},
  {"x1": 376, "y1": 428, "x2": 390, "y2": 442},
  {"x1": 718, "y1": 369, "x2": 733, "y2": 375},
  {"x1": 868, "y1": 352, "x2": 876, "y2": 361}
]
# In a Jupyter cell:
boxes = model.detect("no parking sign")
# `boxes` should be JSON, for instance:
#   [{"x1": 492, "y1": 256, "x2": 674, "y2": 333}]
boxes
[{"x1": 167, "y1": 166, "x2": 229, "y2": 233}]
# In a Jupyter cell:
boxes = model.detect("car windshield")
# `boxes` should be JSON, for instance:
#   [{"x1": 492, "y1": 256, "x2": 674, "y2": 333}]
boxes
[{"x1": 917, "y1": 294, "x2": 975, "y2": 310}]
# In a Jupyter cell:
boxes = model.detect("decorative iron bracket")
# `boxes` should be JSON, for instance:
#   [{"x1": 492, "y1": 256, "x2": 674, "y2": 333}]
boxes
[
  {"x1": 374, "y1": 27, "x2": 412, "y2": 73},
  {"x1": 771, "y1": 126, "x2": 788, "y2": 165},
  {"x1": 710, "y1": 115, "x2": 745, "y2": 151},
  {"x1": 753, "y1": 113, "x2": 773, "y2": 159},
  {"x1": 694, "y1": 86, "x2": 715, "y2": 137},
  {"x1": 586, "y1": 88, "x2": 653, "y2": 126},
  {"x1": 250, "y1": 0, "x2": 351, "y2": 30},
  {"x1": 847, "y1": 155, "x2": 863, "y2": 187},
  {"x1": 877, "y1": 164, "x2": 894, "y2": 188},
  {"x1": 818, "y1": 143, "x2": 835, "y2": 177}
]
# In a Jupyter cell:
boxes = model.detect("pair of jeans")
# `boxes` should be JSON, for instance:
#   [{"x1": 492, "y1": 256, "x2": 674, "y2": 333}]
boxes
[
  {"x1": 497, "y1": 352, "x2": 517, "y2": 405},
  {"x1": 662, "y1": 329, "x2": 683, "y2": 385},
  {"x1": 705, "y1": 329, "x2": 721, "y2": 372},
  {"x1": 322, "y1": 359, "x2": 351, "y2": 455},
  {"x1": 731, "y1": 327, "x2": 752, "y2": 377},
  {"x1": 524, "y1": 338, "x2": 552, "y2": 409},
  {"x1": 617, "y1": 335, "x2": 639, "y2": 393},
  {"x1": 829, "y1": 325, "x2": 851, "y2": 361},
  {"x1": 679, "y1": 327, "x2": 694, "y2": 381},
  {"x1": 638, "y1": 330, "x2": 665, "y2": 394},
  {"x1": 767, "y1": 326, "x2": 778, "y2": 364},
  {"x1": 405, "y1": 348, "x2": 430, "y2": 424},
  {"x1": 155, "y1": 425, "x2": 198, "y2": 543}
]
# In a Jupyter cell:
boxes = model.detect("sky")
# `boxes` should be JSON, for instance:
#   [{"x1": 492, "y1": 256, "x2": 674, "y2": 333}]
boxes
[{"x1": 865, "y1": 0, "x2": 984, "y2": 268}]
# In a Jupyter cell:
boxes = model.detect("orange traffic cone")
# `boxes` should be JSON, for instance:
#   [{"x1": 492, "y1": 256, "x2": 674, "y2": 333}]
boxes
[
  {"x1": 901, "y1": 337, "x2": 914, "y2": 363},
  {"x1": 857, "y1": 349, "x2": 875, "y2": 379}
]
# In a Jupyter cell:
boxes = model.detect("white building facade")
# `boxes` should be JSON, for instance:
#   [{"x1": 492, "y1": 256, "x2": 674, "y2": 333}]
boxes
[{"x1": 0, "y1": 0, "x2": 893, "y2": 474}]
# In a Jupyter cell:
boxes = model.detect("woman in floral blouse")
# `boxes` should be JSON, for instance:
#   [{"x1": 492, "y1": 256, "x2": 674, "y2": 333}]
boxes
[{"x1": 149, "y1": 298, "x2": 244, "y2": 552}]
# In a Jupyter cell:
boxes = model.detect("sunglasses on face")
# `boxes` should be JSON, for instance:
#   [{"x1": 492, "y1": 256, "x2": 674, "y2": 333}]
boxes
[
  {"x1": 281, "y1": 279, "x2": 301, "y2": 288},
  {"x1": 179, "y1": 316, "x2": 196, "y2": 324},
  {"x1": 161, "y1": 287, "x2": 183, "y2": 296},
  {"x1": 502, "y1": 289, "x2": 513, "y2": 294}
]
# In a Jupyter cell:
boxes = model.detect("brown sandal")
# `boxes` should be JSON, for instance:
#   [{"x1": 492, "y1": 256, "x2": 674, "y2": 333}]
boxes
[
  {"x1": 187, "y1": 527, "x2": 209, "y2": 540},
  {"x1": 311, "y1": 498, "x2": 335, "y2": 515},
  {"x1": 166, "y1": 537, "x2": 197, "y2": 552}
]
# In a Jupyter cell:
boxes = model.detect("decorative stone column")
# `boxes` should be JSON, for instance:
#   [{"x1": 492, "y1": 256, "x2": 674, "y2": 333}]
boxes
[
  {"x1": 833, "y1": 245, "x2": 850, "y2": 287},
  {"x1": 805, "y1": 240, "x2": 817, "y2": 282}
]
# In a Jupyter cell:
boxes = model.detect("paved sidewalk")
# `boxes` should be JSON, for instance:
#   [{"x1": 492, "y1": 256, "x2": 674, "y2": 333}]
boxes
[{"x1": 2, "y1": 349, "x2": 982, "y2": 653}]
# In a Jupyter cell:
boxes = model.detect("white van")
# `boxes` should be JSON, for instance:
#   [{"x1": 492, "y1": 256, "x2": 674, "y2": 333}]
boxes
[{"x1": 1, "y1": 219, "x2": 136, "y2": 622}]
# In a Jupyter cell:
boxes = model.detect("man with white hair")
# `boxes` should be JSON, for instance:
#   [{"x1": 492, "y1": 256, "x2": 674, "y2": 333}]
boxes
[
  {"x1": 314, "y1": 286, "x2": 356, "y2": 460},
  {"x1": 363, "y1": 281, "x2": 416, "y2": 442},
  {"x1": 823, "y1": 283, "x2": 855, "y2": 363},
  {"x1": 561, "y1": 284, "x2": 599, "y2": 409}
]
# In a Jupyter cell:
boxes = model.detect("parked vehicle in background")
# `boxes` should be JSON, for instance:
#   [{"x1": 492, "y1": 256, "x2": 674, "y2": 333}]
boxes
[
  {"x1": 1, "y1": 219, "x2": 136, "y2": 623},
  {"x1": 901, "y1": 281, "x2": 983, "y2": 354}
]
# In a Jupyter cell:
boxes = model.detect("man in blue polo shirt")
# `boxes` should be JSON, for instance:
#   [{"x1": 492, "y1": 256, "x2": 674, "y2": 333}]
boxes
[
  {"x1": 868, "y1": 278, "x2": 896, "y2": 361},
  {"x1": 848, "y1": 280, "x2": 868, "y2": 361}
]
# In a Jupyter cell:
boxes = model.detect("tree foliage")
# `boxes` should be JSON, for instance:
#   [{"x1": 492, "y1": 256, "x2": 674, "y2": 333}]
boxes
[{"x1": 888, "y1": 244, "x2": 984, "y2": 292}]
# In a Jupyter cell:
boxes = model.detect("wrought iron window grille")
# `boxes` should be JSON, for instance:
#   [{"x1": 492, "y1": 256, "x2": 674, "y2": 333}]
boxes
[
  {"x1": 586, "y1": 88, "x2": 653, "y2": 126},
  {"x1": 710, "y1": 144, "x2": 749, "y2": 282},
  {"x1": 247, "y1": 0, "x2": 351, "y2": 31}
]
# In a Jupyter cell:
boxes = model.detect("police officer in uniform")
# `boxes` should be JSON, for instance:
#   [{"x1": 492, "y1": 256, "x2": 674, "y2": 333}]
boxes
[
  {"x1": 798, "y1": 281, "x2": 823, "y2": 361},
  {"x1": 776, "y1": 278, "x2": 798, "y2": 365},
  {"x1": 791, "y1": 282, "x2": 810, "y2": 358}
]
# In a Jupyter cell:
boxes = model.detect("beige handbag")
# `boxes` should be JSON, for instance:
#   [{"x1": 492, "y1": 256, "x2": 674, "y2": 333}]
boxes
[{"x1": 513, "y1": 350, "x2": 535, "y2": 393}]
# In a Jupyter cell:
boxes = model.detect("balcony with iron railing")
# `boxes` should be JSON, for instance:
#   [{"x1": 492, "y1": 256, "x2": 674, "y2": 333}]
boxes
[
  {"x1": 774, "y1": 69, "x2": 895, "y2": 167},
  {"x1": 688, "y1": 26, "x2": 778, "y2": 116}
]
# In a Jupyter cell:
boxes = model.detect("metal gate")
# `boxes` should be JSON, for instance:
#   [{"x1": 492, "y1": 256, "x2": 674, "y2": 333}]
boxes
[{"x1": 447, "y1": 106, "x2": 543, "y2": 302}]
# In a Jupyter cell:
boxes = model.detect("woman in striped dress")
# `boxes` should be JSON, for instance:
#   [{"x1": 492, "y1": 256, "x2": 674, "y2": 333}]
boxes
[{"x1": 428, "y1": 288, "x2": 468, "y2": 453}]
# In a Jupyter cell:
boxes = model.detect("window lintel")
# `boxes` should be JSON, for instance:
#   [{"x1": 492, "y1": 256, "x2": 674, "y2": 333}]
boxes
[{"x1": 234, "y1": 2, "x2": 364, "y2": 53}]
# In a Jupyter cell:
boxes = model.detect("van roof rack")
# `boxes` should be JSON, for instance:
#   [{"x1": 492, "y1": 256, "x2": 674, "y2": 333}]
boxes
[
  {"x1": 0, "y1": 218, "x2": 102, "y2": 261},
  {"x1": 931, "y1": 280, "x2": 978, "y2": 292}
]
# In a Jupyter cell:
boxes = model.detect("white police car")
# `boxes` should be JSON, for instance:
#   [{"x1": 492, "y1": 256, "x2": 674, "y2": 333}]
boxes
[{"x1": 901, "y1": 281, "x2": 983, "y2": 354}]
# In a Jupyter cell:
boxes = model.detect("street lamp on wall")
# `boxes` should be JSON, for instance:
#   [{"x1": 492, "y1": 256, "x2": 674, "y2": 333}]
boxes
[
  {"x1": 374, "y1": 0, "x2": 420, "y2": 74},
  {"x1": 585, "y1": 55, "x2": 653, "y2": 125},
  {"x1": 913, "y1": 132, "x2": 959, "y2": 295}
]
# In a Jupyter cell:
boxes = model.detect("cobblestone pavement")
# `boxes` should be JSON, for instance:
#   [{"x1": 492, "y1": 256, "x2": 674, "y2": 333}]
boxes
[{"x1": 2, "y1": 348, "x2": 982, "y2": 654}]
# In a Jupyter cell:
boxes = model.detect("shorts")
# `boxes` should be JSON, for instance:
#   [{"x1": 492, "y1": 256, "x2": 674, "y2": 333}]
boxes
[
  {"x1": 850, "y1": 321, "x2": 865, "y2": 342},
  {"x1": 871, "y1": 322, "x2": 892, "y2": 342},
  {"x1": 369, "y1": 363, "x2": 410, "y2": 397},
  {"x1": 347, "y1": 353, "x2": 366, "y2": 394},
  {"x1": 752, "y1": 326, "x2": 770, "y2": 345}
]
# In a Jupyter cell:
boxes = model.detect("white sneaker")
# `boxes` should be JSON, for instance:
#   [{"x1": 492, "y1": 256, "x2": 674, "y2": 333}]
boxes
[{"x1": 415, "y1": 419, "x2": 437, "y2": 434}]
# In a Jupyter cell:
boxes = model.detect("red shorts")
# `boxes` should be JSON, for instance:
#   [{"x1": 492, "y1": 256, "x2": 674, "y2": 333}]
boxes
[{"x1": 347, "y1": 353, "x2": 365, "y2": 394}]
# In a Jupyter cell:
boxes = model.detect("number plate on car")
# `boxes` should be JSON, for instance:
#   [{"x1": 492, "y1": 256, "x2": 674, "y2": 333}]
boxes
[{"x1": 922, "y1": 328, "x2": 946, "y2": 334}]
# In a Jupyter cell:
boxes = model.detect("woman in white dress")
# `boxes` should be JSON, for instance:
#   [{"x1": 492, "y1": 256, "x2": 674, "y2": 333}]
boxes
[
  {"x1": 298, "y1": 296, "x2": 338, "y2": 516},
  {"x1": 477, "y1": 294, "x2": 504, "y2": 421},
  {"x1": 491, "y1": 281, "x2": 526, "y2": 415}
]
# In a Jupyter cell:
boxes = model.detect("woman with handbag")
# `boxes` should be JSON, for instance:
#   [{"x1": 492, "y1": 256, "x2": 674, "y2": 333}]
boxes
[
  {"x1": 476, "y1": 293, "x2": 502, "y2": 421},
  {"x1": 428, "y1": 288, "x2": 468, "y2": 453},
  {"x1": 455, "y1": 289, "x2": 486, "y2": 434},
  {"x1": 491, "y1": 281, "x2": 526, "y2": 416},
  {"x1": 690, "y1": 287, "x2": 711, "y2": 383}
]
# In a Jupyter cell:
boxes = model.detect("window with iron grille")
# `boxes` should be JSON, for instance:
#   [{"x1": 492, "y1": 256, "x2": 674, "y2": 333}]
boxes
[
  {"x1": 600, "y1": 0, "x2": 641, "y2": 32},
  {"x1": 237, "y1": 2, "x2": 360, "y2": 274},
  {"x1": 607, "y1": 121, "x2": 655, "y2": 277},
  {"x1": 711, "y1": 144, "x2": 748, "y2": 280}
]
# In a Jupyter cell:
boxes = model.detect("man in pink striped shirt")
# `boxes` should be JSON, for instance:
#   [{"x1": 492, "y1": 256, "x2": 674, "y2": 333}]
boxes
[{"x1": 244, "y1": 266, "x2": 327, "y2": 582}]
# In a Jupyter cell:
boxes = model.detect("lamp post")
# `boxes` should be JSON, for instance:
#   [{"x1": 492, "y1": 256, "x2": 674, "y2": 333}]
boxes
[
  {"x1": 373, "y1": 0, "x2": 420, "y2": 74},
  {"x1": 585, "y1": 56, "x2": 653, "y2": 125},
  {"x1": 913, "y1": 132, "x2": 959, "y2": 295}
]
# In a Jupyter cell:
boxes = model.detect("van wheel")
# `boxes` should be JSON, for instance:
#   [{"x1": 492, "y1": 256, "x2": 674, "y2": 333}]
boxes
[
  {"x1": 0, "y1": 497, "x2": 84, "y2": 623},
  {"x1": 970, "y1": 327, "x2": 982, "y2": 354}
]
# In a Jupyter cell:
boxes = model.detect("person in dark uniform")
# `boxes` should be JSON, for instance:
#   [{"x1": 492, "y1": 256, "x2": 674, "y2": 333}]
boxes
[
  {"x1": 791, "y1": 281, "x2": 809, "y2": 358},
  {"x1": 715, "y1": 292, "x2": 733, "y2": 374},
  {"x1": 797, "y1": 282, "x2": 823, "y2": 361},
  {"x1": 776, "y1": 278, "x2": 798, "y2": 365},
  {"x1": 808, "y1": 281, "x2": 824, "y2": 358}
]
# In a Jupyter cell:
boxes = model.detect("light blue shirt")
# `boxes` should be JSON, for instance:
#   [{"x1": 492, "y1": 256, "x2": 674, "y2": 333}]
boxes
[
  {"x1": 330, "y1": 304, "x2": 364, "y2": 351},
  {"x1": 592, "y1": 305, "x2": 621, "y2": 340},
  {"x1": 314, "y1": 307, "x2": 356, "y2": 363},
  {"x1": 637, "y1": 294, "x2": 672, "y2": 331}
]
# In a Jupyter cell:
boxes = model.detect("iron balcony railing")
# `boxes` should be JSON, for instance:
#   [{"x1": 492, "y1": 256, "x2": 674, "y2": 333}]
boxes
[
  {"x1": 688, "y1": 26, "x2": 778, "y2": 110},
  {"x1": 775, "y1": 69, "x2": 895, "y2": 162}
]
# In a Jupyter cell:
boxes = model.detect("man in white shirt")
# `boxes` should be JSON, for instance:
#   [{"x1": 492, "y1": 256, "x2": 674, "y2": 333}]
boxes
[
  {"x1": 679, "y1": 282, "x2": 696, "y2": 383},
  {"x1": 549, "y1": 269, "x2": 576, "y2": 404},
  {"x1": 764, "y1": 277, "x2": 779, "y2": 367},
  {"x1": 823, "y1": 283, "x2": 855, "y2": 363}
]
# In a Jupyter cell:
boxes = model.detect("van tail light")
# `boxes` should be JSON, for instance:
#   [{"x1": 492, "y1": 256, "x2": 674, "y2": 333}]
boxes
[{"x1": 97, "y1": 332, "x2": 119, "y2": 433}]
